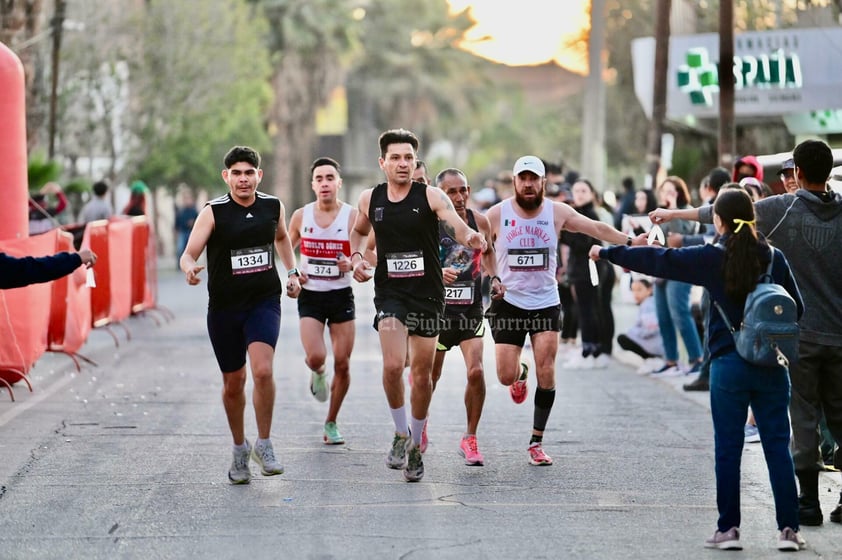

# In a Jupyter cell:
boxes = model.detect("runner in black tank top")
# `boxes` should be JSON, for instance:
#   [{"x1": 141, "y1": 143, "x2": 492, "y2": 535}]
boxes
[
  {"x1": 180, "y1": 145, "x2": 301, "y2": 485},
  {"x1": 206, "y1": 193, "x2": 282, "y2": 311},
  {"x1": 369, "y1": 181, "x2": 443, "y2": 303},
  {"x1": 429, "y1": 168, "x2": 495, "y2": 467},
  {"x1": 347, "y1": 129, "x2": 487, "y2": 484}
]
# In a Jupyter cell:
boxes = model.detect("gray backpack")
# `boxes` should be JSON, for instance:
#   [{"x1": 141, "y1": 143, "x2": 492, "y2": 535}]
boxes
[{"x1": 713, "y1": 249, "x2": 799, "y2": 368}]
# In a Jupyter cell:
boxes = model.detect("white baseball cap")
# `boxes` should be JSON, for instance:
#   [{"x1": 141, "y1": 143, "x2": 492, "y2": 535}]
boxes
[{"x1": 512, "y1": 155, "x2": 545, "y2": 178}]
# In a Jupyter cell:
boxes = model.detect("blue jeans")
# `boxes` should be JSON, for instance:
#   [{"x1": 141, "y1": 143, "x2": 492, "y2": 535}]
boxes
[
  {"x1": 710, "y1": 352, "x2": 798, "y2": 531},
  {"x1": 654, "y1": 280, "x2": 702, "y2": 363},
  {"x1": 176, "y1": 230, "x2": 190, "y2": 260}
]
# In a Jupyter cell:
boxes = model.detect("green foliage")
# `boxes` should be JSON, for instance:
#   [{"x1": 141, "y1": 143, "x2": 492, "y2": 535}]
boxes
[
  {"x1": 63, "y1": 178, "x2": 92, "y2": 194},
  {"x1": 27, "y1": 153, "x2": 62, "y2": 191},
  {"x1": 128, "y1": 0, "x2": 273, "y2": 192},
  {"x1": 349, "y1": 0, "x2": 490, "y2": 145}
]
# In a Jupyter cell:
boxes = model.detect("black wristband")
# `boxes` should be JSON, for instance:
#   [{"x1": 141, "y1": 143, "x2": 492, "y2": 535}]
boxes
[
  {"x1": 490, "y1": 275, "x2": 501, "y2": 284},
  {"x1": 351, "y1": 251, "x2": 364, "y2": 261},
  {"x1": 625, "y1": 236, "x2": 633, "y2": 246}
]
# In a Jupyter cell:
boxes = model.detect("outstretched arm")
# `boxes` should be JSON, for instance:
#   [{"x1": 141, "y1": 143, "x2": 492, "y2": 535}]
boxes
[
  {"x1": 649, "y1": 206, "x2": 702, "y2": 225},
  {"x1": 557, "y1": 202, "x2": 642, "y2": 246},
  {"x1": 427, "y1": 188, "x2": 486, "y2": 252},
  {"x1": 0, "y1": 250, "x2": 93, "y2": 289}
]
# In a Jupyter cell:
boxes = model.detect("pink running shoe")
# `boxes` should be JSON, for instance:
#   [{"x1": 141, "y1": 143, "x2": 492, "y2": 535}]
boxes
[
  {"x1": 527, "y1": 442, "x2": 553, "y2": 466},
  {"x1": 509, "y1": 362, "x2": 528, "y2": 404},
  {"x1": 420, "y1": 420, "x2": 428, "y2": 453},
  {"x1": 458, "y1": 435, "x2": 485, "y2": 466}
]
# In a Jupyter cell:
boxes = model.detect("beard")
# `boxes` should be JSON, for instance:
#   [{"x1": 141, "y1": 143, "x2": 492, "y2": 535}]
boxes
[{"x1": 515, "y1": 188, "x2": 544, "y2": 211}]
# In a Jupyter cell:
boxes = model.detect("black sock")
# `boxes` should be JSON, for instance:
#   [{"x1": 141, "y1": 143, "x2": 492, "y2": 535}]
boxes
[{"x1": 532, "y1": 386, "x2": 556, "y2": 435}]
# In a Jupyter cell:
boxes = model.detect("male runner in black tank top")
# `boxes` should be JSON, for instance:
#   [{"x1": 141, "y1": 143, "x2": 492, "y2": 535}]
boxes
[
  {"x1": 180, "y1": 145, "x2": 301, "y2": 485},
  {"x1": 347, "y1": 129, "x2": 487, "y2": 483},
  {"x1": 431, "y1": 168, "x2": 496, "y2": 467}
]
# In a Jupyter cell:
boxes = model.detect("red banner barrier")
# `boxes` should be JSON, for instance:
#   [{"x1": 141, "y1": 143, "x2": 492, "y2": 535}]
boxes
[
  {"x1": 48, "y1": 229, "x2": 92, "y2": 354},
  {"x1": 107, "y1": 218, "x2": 133, "y2": 323},
  {"x1": 87, "y1": 221, "x2": 111, "y2": 328},
  {"x1": 130, "y1": 217, "x2": 149, "y2": 313},
  {"x1": 0, "y1": 234, "x2": 58, "y2": 386},
  {"x1": 144, "y1": 223, "x2": 160, "y2": 310}
]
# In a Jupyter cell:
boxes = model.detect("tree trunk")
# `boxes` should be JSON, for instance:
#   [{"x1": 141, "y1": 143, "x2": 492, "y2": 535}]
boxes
[
  {"x1": 645, "y1": 0, "x2": 671, "y2": 190},
  {"x1": 718, "y1": 0, "x2": 735, "y2": 170},
  {"x1": 1, "y1": 0, "x2": 47, "y2": 154}
]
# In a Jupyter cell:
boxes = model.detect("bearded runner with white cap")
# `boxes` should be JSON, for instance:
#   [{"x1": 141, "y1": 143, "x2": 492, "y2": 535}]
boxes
[{"x1": 484, "y1": 154, "x2": 643, "y2": 467}]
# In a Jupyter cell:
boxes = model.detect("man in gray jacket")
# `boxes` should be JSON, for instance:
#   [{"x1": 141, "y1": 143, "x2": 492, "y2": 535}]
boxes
[{"x1": 651, "y1": 139, "x2": 842, "y2": 526}]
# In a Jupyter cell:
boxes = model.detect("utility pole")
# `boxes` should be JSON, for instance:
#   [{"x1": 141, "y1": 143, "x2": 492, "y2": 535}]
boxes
[
  {"x1": 581, "y1": 0, "x2": 606, "y2": 189},
  {"x1": 645, "y1": 0, "x2": 671, "y2": 190},
  {"x1": 718, "y1": 0, "x2": 735, "y2": 170},
  {"x1": 48, "y1": 0, "x2": 66, "y2": 159}
]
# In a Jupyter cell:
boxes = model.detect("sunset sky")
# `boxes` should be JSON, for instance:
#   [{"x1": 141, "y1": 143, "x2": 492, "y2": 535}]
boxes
[{"x1": 447, "y1": 0, "x2": 591, "y2": 74}]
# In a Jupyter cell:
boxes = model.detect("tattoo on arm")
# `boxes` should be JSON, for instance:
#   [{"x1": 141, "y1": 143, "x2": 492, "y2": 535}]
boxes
[
  {"x1": 439, "y1": 192, "x2": 455, "y2": 211},
  {"x1": 442, "y1": 221, "x2": 457, "y2": 239}
]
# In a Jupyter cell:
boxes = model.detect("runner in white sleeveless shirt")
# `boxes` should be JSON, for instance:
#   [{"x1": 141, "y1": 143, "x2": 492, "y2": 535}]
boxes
[
  {"x1": 485, "y1": 155, "x2": 644, "y2": 467},
  {"x1": 289, "y1": 157, "x2": 357, "y2": 446}
]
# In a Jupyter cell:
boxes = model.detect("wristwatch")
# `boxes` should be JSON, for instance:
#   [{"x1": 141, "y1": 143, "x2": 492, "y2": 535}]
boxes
[
  {"x1": 626, "y1": 236, "x2": 633, "y2": 246},
  {"x1": 287, "y1": 268, "x2": 300, "y2": 278}
]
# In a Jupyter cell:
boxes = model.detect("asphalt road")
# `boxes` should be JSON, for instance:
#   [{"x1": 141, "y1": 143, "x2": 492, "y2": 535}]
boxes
[{"x1": 0, "y1": 268, "x2": 840, "y2": 559}]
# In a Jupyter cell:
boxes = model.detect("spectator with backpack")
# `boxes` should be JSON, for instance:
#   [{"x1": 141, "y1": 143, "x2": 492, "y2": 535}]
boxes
[
  {"x1": 591, "y1": 188, "x2": 806, "y2": 551},
  {"x1": 651, "y1": 139, "x2": 842, "y2": 528}
]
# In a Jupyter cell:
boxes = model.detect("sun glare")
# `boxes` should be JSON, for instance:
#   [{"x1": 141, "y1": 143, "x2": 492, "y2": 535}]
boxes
[{"x1": 447, "y1": 0, "x2": 590, "y2": 74}]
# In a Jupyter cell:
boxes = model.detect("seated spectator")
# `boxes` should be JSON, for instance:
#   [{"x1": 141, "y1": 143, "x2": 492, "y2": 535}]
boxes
[{"x1": 617, "y1": 276, "x2": 665, "y2": 373}]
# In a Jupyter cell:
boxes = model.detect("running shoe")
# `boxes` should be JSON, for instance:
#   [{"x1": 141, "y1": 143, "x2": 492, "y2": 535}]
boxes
[
  {"x1": 561, "y1": 355, "x2": 588, "y2": 370},
  {"x1": 420, "y1": 420, "x2": 428, "y2": 453},
  {"x1": 637, "y1": 357, "x2": 665, "y2": 374},
  {"x1": 744, "y1": 423, "x2": 760, "y2": 443},
  {"x1": 829, "y1": 493, "x2": 842, "y2": 523},
  {"x1": 777, "y1": 527, "x2": 806, "y2": 551},
  {"x1": 592, "y1": 354, "x2": 611, "y2": 369},
  {"x1": 458, "y1": 434, "x2": 485, "y2": 466},
  {"x1": 509, "y1": 362, "x2": 528, "y2": 404},
  {"x1": 323, "y1": 421, "x2": 345, "y2": 445},
  {"x1": 704, "y1": 527, "x2": 741, "y2": 550},
  {"x1": 385, "y1": 432, "x2": 410, "y2": 469},
  {"x1": 252, "y1": 439, "x2": 284, "y2": 476},
  {"x1": 527, "y1": 442, "x2": 553, "y2": 466},
  {"x1": 228, "y1": 439, "x2": 252, "y2": 484},
  {"x1": 685, "y1": 361, "x2": 703, "y2": 375},
  {"x1": 404, "y1": 442, "x2": 424, "y2": 482},
  {"x1": 649, "y1": 363, "x2": 682, "y2": 377},
  {"x1": 310, "y1": 370, "x2": 329, "y2": 402}
]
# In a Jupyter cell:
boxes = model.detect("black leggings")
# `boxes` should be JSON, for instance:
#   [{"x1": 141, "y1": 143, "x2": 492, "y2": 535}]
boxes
[{"x1": 617, "y1": 334, "x2": 657, "y2": 360}]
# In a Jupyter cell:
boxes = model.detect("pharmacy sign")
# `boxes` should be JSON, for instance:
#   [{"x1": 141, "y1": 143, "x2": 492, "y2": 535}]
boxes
[{"x1": 632, "y1": 28, "x2": 841, "y2": 120}]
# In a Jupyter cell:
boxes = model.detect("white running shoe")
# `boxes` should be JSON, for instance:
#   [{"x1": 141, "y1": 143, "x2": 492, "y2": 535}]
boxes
[
  {"x1": 310, "y1": 370, "x2": 329, "y2": 402},
  {"x1": 592, "y1": 354, "x2": 611, "y2": 369},
  {"x1": 562, "y1": 355, "x2": 587, "y2": 369}
]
